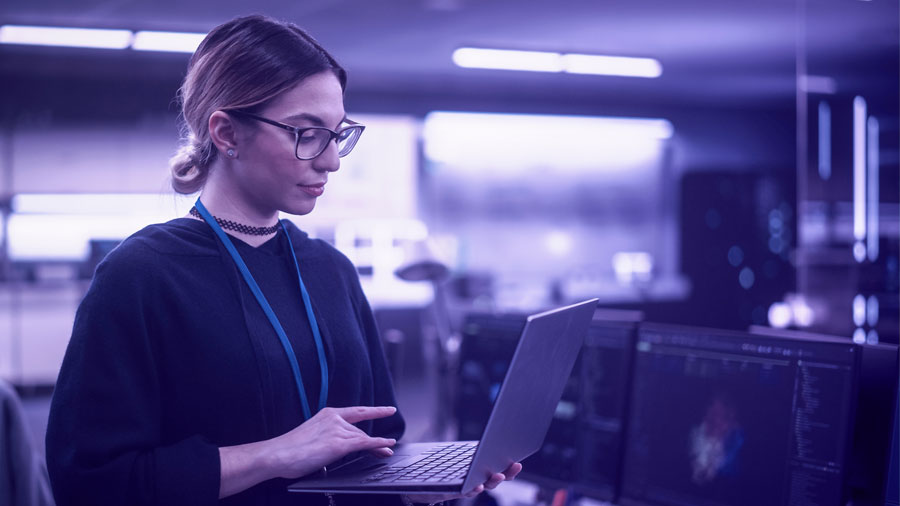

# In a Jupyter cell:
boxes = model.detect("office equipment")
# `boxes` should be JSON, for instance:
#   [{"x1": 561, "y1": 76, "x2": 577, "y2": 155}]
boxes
[
  {"x1": 621, "y1": 323, "x2": 859, "y2": 506},
  {"x1": 750, "y1": 326, "x2": 899, "y2": 505},
  {"x1": 288, "y1": 299, "x2": 598, "y2": 495},
  {"x1": 885, "y1": 394, "x2": 899, "y2": 506},
  {"x1": 455, "y1": 308, "x2": 640, "y2": 502}
]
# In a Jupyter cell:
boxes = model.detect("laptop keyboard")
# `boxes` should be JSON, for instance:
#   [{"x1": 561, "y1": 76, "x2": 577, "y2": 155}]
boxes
[{"x1": 363, "y1": 442, "x2": 478, "y2": 484}]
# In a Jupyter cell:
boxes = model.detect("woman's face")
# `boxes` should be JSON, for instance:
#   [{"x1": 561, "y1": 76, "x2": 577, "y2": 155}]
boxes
[{"x1": 232, "y1": 71, "x2": 346, "y2": 217}]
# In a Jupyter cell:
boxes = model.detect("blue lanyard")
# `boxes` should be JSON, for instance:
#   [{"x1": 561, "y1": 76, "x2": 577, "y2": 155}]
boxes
[{"x1": 194, "y1": 199, "x2": 329, "y2": 421}]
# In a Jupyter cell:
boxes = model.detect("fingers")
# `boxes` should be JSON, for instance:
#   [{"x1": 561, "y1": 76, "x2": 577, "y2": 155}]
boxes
[
  {"x1": 360, "y1": 437, "x2": 397, "y2": 448},
  {"x1": 359, "y1": 436, "x2": 397, "y2": 451},
  {"x1": 484, "y1": 472, "x2": 506, "y2": 490},
  {"x1": 332, "y1": 406, "x2": 397, "y2": 424},
  {"x1": 484, "y1": 463, "x2": 522, "y2": 490},
  {"x1": 464, "y1": 484, "x2": 485, "y2": 498},
  {"x1": 505, "y1": 462, "x2": 523, "y2": 480},
  {"x1": 369, "y1": 447, "x2": 395, "y2": 458}
]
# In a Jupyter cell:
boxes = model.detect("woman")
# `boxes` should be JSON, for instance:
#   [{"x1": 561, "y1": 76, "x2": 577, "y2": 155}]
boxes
[{"x1": 45, "y1": 14, "x2": 520, "y2": 506}]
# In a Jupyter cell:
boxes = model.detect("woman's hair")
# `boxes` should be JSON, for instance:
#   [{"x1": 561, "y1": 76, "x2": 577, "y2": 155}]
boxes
[{"x1": 169, "y1": 14, "x2": 347, "y2": 194}]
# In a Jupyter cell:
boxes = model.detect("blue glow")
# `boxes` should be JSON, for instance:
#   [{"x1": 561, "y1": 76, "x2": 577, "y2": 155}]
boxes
[
  {"x1": 769, "y1": 236, "x2": 786, "y2": 254},
  {"x1": 727, "y1": 246, "x2": 744, "y2": 267},
  {"x1": 853, "y1": 241, "x2": 866, "y2": 263},
  {"x1": 802, "y1": 75, "x2": 837, "y2": 94},
  {"x1": 867, "y1": 295, "x2": 879, "y2": 327},
  {"x1": 738, "y1": 267, "x2": 755, "y2": 290},
  {"x1": 853, "y1": 294, "x2": 866, "y2": 327},
  {"x1": 769, "y1": 209, "x2": 784, "y2": 233},
  {"x1": 853, "y1": 97, "x2": 867, "y2": 244},
  {"x1": 866, "y1": 330, "x2": 879, "y2": 344},
  {"x1": 768, "y1": 302, "x2": 791, "y2": 328},
  {"x1": 818, "y1": 102, "x2": 831, "y2": 180},
  {"x1": 867, "y1": 116, "x2": 879, "y2": 261},
  {"x1": 705, "y1": 209, "x2": 722, "y2": 230}
]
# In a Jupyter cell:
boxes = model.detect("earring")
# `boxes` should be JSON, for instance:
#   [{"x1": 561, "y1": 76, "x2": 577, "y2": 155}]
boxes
[{"x1": 227, "y1": 148, "x2": 236, "y2": 158}]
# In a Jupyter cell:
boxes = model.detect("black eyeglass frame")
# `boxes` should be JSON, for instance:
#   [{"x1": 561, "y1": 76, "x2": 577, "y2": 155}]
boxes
[{"x1": 227, "y1": 109, "x2": 365, "y2": 160}]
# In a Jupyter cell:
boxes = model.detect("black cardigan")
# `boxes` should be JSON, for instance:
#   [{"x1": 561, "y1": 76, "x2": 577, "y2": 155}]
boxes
[{"x1": 46, "y1": 218, "x2": 405, "y2": 506}]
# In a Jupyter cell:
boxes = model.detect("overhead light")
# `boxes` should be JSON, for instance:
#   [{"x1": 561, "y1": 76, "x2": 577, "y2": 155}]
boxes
[
  {"x1": 452, "y1": 47, "x2": 662, "y2": 78},
  {"x1": 132, "y1": 30, "x2": 206, "y2": 53},
  {"x1": 0, "y1": 25, "x2": 132, "y2": 49},
  {"x1": 562, "y1": 53, "x2": 662, "y2": 78},
  {"x1": 452, "y1": 48, "x2": 563, "y2": 73},
  {"x1": 423, "y1": 111, "x2": 673, "y2": 170}
]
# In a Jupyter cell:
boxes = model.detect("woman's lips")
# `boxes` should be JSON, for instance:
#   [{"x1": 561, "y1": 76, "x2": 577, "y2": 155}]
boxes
[{"x1": 298, "y1": 183, "x2": 325, "y2": 197}]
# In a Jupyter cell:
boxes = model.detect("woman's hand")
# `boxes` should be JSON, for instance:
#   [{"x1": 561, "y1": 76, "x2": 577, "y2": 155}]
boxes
[
  {"x1": 266, "y1": 406, "x2": 399, "y2": 479},
  {"x1": 402, "y1": 462, "x2": 523, "y2": 505},
  {"x1": 218, "y1": 406, "x2": 398, "y2": 499}
]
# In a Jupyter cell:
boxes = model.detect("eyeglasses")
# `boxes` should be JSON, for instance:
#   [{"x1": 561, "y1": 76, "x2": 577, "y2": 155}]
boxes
[{"x1": 227, "y1": 110, "x2": 365, "y2": 160}]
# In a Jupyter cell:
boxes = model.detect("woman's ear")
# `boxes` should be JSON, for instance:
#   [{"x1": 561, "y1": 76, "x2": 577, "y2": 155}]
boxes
[{"x1": 209, "y1": 111, "x2": 239, "y2": 158}]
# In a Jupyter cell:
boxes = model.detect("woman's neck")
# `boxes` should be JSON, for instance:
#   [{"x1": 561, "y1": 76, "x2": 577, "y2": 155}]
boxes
[{"x1": 190, "y1": 179, "x2": 280, "y2": 248}]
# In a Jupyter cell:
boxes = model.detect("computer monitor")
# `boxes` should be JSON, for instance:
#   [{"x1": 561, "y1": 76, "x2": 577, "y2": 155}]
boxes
[
  {"x1": 455, "y1": 312, "x2": 527, "y2": 442},
  {"x1": 621, "y1": 323, "x2": 860, "y2": 506},
  {"x1": 455, "y1": 308, "x2": 639, "y2": 501},
  {"x1": 750, "y1": 326, "x2": 899, "y2": 505},
  {"x1": 525, "y1": 309, "x2": 639, "y2": 501},
  {"x1": 885, "y1": 393, "x2": 899, "y2": 506}
]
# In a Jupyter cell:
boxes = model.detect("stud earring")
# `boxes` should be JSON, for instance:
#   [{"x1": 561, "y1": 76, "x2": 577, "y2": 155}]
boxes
[{"x1": 227, "y1": 149, "x2": 236, "y2": 158}]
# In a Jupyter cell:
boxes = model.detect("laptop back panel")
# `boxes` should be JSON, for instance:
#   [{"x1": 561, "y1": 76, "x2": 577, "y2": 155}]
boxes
[{"x1": 461, "y1": 299, "x2": 597, "y2": 493}]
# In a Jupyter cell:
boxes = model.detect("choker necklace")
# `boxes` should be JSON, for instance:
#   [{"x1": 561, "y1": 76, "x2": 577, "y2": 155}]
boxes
[{"x1": 189, "y1": 207, "x2": 280, "y2": 236}]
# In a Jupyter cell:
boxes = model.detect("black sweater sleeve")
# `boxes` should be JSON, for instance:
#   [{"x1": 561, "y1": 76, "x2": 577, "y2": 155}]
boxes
[{"x1": 46, "y1": 241, "x2": 221, "y2": 506}]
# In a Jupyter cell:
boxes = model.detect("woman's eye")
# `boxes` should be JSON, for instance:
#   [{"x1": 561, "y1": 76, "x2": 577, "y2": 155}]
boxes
[{"x1": 298, "y1": 131, "x2": 319, "y2": 144}]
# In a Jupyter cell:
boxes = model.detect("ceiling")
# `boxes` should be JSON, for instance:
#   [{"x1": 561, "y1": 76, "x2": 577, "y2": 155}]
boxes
[{"x1": 0, "y1": 0, "x2": 897, "y2": 111}]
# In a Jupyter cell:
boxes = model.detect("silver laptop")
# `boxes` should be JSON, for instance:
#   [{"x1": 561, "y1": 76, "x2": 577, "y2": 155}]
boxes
[{"x1": 288, "y1": 298, "x2": 599, "y2": 495}]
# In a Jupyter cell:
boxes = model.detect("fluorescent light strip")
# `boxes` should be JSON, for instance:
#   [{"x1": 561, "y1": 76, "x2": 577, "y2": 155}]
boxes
[
  {"x1": 818, "y1": 101, "x2": 831, "y2": 180},
  {"x1": 562, "y1": 53, "x2": 662, "y2": 78},
  {"x1": 453, "y1": 48, "x2": 563, "y2": 72},
  {"x1": 0, "y1": 25, "x2": 132, "y2": 49},
  {"x1": 0, "y1": 25, "x2": 209, "y2": 54},
  {"x1": 423, "y1": 111, "x2": 672, "y2": 170},
  {"x1": 853, "y1": 96, "x2": 867, "y2": 245},
  {"x1": 132, "y1": 31, "x2": 206, "y2": 53},
  {"x1": 867, "y1": 116, "x2": 879, "y2": 261},
  {"x1": 452, "y1": 47, "x2": 662, "y2": 78}
]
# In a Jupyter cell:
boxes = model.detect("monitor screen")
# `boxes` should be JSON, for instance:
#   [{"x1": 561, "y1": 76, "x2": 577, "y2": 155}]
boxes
[
  {"x1": 621, "y1": 324, "x2": 859, "y2": 506},
  {"x1": 750, "y1": 326, "x2": 899, "y2": 505}
]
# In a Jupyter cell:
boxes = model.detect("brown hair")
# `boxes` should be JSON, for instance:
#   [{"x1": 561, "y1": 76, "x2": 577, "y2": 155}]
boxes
[{"x1": 169, "y1": 14, "x2": 347, "y2": 194}]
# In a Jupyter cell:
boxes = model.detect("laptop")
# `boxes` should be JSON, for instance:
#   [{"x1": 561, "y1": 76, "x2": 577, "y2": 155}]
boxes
[{"x1": 288, "y1": 298, "x2": 599, "y2": 496}]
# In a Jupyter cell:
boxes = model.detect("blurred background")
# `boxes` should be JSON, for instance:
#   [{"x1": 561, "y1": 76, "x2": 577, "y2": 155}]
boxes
[{"x1": 0, "y1": 0, "x2": 897, "y2": 505}]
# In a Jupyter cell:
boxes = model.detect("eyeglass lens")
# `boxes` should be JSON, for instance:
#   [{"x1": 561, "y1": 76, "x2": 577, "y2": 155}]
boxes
[{"x1": 296, "y1": 127, "x2": 363, "y2": 159}]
